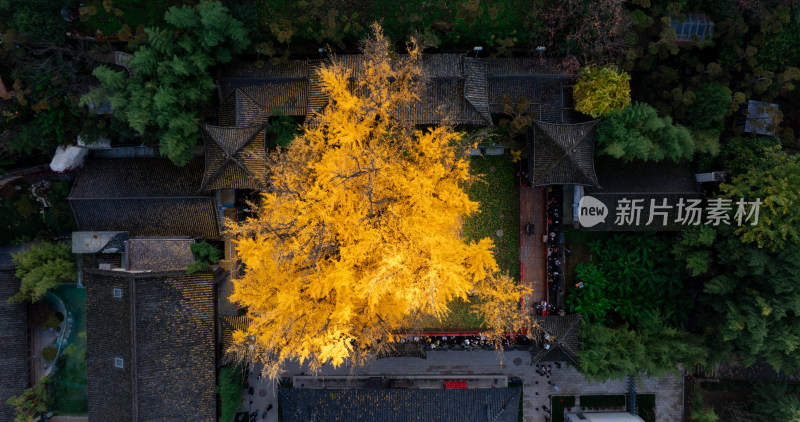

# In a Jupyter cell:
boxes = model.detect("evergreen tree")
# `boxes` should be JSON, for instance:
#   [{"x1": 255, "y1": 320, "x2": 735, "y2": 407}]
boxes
[
  {"x1": 81, "y1": 1, "x2": 249, "y2": 166},
  {"x1": 596, "y1": 102, "x2": 694, "y2": 162},
  {"x1": 568, "y1": 234, "x2": 687, "y2": 327},
  {"x1": 672, "y1": 225, "x2": 717, "y2": 276},
  {"x1": 697, "y1": 227, "x2": 800, "y2": 373},
  {"x1": 750, "y1": 382, "x2": 800, "y2": 422},
  {"x1": 578, "y1": 319, "x2": 707, "y2": 381},
  {"x1": 685, "y1": 83, "x2": 731, "y2": 130},
  {"x1": 721, "y1": 136, "x2": 781, "y2": 177}
]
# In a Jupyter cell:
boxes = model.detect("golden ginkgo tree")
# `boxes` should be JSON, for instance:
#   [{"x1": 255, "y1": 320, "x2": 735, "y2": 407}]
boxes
[{"x1": 226, "y1": 24, "x2": 526, "y2": 379}]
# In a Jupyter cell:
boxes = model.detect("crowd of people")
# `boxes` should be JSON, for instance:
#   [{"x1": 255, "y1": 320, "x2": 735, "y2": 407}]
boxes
[
  {"x1": 396, "y1": 333, "x2": 533, "y2": 351},
  {"x1": 537, "y1": 187, "x2": 566, "y2": 316}
]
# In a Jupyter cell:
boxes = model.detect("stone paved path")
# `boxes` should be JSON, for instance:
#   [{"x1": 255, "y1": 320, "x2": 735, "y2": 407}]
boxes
[
  {"x1": 520, "y1": 186, "x2": 548, "y2": 314},
  {"x1": 250, "y1": 350, "x2": 684, "y2": 422}
]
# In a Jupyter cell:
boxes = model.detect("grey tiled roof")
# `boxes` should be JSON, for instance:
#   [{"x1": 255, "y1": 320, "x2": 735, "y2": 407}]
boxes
[
  {"x1": 69, "y1": 158, "x2": 220, "y2": 239},
  {"x1": 307, "y1": 54, "x2": 492, "y2": 126},
  {"x1": 69, "y1": 158, "x2": 204, "y2": 198},
  {"x1": 279, "y1": 387, "x2": 522, "y2": 422},
  {"x1": 0, "y1": 269, "x2": 28, "y2": 421},
  {"x1": 200, "y1": 124, "x2": 268, "y2": 191},
  {"x1": 486, "y1": 58, "x2": 580, "y2": 123},
  {"x1": 218, "y1": 57, "x2": 583, "y2": 128},
  {"x1": 125, "y1": 238, "x2": 194, "y2": 271},
  {"x1": 220, "y1": 315, "x2": 250, "y2": 355},
  {"x1": 218, "y1": 61, "x2": 310, "y2": 124},
  {"x1": 529, "y1": 120, "x2": 600, "y2": 186},
  {"x1": 85, "y1": 269, "x2": 217, "y2": 421},
  {"x1": 531, "y1": 314, "x2": 581, "y2": 366},
  {"x1": 219, "y1": 56, "x2": 583, "y2": 125}
]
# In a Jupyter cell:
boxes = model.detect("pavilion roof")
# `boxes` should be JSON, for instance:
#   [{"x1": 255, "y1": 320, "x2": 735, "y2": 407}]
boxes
[
  {"x1": 200, "y1": 124, "x2": 268, "y2": 191},
  {"x1": 530, "y1": 314, "x2": 581, "y2": 366},
  {"x1": 528, "y1": 120, "x2": 600, "y2": 186}
]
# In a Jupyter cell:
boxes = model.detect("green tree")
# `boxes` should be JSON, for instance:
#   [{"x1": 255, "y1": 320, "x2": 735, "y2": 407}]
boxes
[
  {"x1": 573, "y1": 65, "x2": 631, "y2": 118},
  {"x1": 751, "y1": 382, "x2": 800, "y2": 422},
  {"x1": 186, "y1": 241, "x2": 221, "y2": 274},
  {"x1": 596, "y1": 102, "x2": 694, "y2": 162},
  {"x1": 0, "y1": 0, "x2": 72, "y2": 43},
  {"x1": 689, "y1": 129, "x2": 721, "y2": 157},
  {"x1": 41, "y1": 346, "x2": 58, "y2": 361},
  {"x1": 5, "y1": 377, "x2": 51, "y2": 422},
  {"x1": 567, "y1": 234, "x2": 686, "y2": 327},
  {"x1": 267, "y1": 111, "x2": 301, "y2": 148},
  {"x1": 685, "y1": 83, "x2": 731, "y2": 130},
  {"x1": 672, "y1": 225, "x2": 717, "y2": 276},
  {"x1": 8, "y1": 243, "x2": 76, "y2": 303},
  {"x1": 578, "y1": 320, "x2": 707, "y2": 381},
  {"x1": 699, "y1": 228, "x2": 800, "y2": 373},
  {"x1": 720, "y1": 148, "x2": 800, "y2": 252},
  {"x1": 82, "y1": 0, "x2": 250, "y2": 166},
  {"x1": 218, "y1": 365, "x2": 246, "y2": 422},
  {"x1": 722, "y1": 136, "x2": 781, "y2": 177}
]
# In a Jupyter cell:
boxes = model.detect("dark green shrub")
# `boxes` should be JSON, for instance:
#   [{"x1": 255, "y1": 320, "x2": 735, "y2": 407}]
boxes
[
  {"x1": 40, "y1": 312, "x2": 63, "y2": 330},
  {"x1": 187, "y1": 241, "x2": 221, "y2": 274},
  {"x1": 685, "y1": 83, "x2": 731, "y2": 130},
  {"x1": 218, "y1": 365, "x2": 247, "y2": 422},
  {"x1": 41, "y1": 347, "x2": 58, "y2": 361},
  {"x1": 580, "y1": 395, "x2": 626, "y2": 408}
]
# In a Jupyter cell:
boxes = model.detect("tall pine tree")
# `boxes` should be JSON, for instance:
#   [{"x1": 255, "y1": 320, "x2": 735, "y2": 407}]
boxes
[{"x1": 82, "y1": 1, "x2": 249, "y2": 166}]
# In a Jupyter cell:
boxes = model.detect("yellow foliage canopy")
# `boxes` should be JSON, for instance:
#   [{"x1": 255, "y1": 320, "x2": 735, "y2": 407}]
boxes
[
  {"x1": 226, "y1": 24, "x2": 525, "y2": 379},
  {"x1": 573, "y1": 65, "x2": 631, "y2": 118}
]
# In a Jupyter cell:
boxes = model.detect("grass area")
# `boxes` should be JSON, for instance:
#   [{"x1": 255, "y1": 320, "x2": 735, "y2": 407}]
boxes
[
  {"x1": 552, "y1": 395, "x2": 576, "y2": 422},
  {"x1": 637, "y1": 394, "x2": 656, "y2": 422},
  {"x1": 419, "y1": 154, "x2": 519, "y2": 332},
  {"x1": 579, "y1": 394, "x2": 626, "y2": 409},
  {"x1": 463, "y1": 155, "x2": 520, "y2": 280},
  {"x1": 51, "y1": 284, "x2": 87, "y2": 416},
  {"x1": 417, "y1": 297, "x2": 486, "y2": 332}
]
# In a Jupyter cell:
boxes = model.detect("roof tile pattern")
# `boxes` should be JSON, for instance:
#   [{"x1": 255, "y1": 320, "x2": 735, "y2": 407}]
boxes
[
  {"x1": 486, "y1": 58, "x2": 578, "y2": 122},
  {"x1": 305, "y1": 61, "x2": 327, "y2": 121},
  {"x1": 218, "y1": 61, "x2": 310, "y2": 124},
  {"x1": 200, "y1": 124, "x2": 268, "y2": 191},
  {"x1": 529, "y1": 120, "x2": 600, "y2": 186},
  {"x1": 280, "y1": 387, "x2": 522, "y2": 422},
  {"x1": 86, "y1": 271, "x2": 133, "y2": 421},
  {"x1": 126, "y1": 238, "x2": 195, "y2": 271},
  {"x1": 85, "y1": 269, "x2": 217, "y2": 421},
  {"x1": 304, "y1": 54, "x2": 492, "y2": 126},
  {"x1": 463, "y1": 57, "x2": 492, "y2": 125},
  {"x1": 69, "y1": 158, "x2": 204, "y2": 198},
  {"x1": 219, "y1": 57, "x2": 583, "y2": 127},
  {"x1": 69, "y1": 158, "x2": 219, "y2": 239},
  {"x1": 220, "y1": 315, "x2": 251, "y2": 355},
  {"x1": 531, "y1": 314, "x2": 581, "y2": 366},
  {"x1": 0, "y1": 269, "x2": 28, "y2": 422}
]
